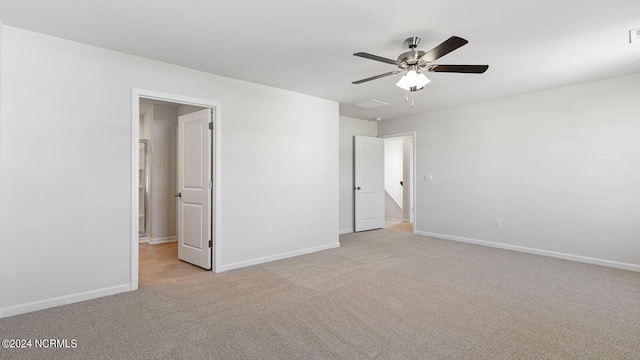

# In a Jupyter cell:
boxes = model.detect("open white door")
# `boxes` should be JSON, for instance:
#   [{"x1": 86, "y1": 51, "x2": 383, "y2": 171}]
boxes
[
  {"x1": 354, "y1": 136, "x2": 384, "y2": 232},
  {"x1": 177, "y1": 109, "x2": 212, "y2": 269}
]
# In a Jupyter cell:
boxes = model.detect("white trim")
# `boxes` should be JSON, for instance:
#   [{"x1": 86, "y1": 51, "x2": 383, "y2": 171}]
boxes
[
  {"x1": 339, "y1": 229, "x2": 354, "y2": 235},
  {"x1": 131, "y1": 92, "x2": 139, "y2": 291},
  {"x1": 380, "y1": 131, "x2": 417, "y2": 235},
  {"x1": 131, "y1": 88, "x2": 223, "y2": 292},
  {"x1": 138, "y1": 235, "x2": 150, "y2": 243},
  {"x1": 217, "y1": 243, "x2": 341, "y2": 272},
  {"x1": 149, "y1": 236, "x2": 177, "y2": 244},
  {"x1": 0, "y1": 284, "x2": 130, "y2": 319},
  {"x1": 416, "y1": 231, "x2": 640, "y2": 273}
]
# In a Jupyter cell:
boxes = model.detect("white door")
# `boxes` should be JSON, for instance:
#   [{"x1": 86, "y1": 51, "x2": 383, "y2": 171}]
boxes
[
  {"x1": 354, "y1": 136, "x2": 385, "y2": 232},
  {"x1": 177, "y1": 109, "x2": 212, "y2": 269}
]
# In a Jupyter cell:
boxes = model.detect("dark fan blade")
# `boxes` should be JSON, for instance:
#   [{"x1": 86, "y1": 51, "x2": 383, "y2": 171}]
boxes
[
  {"x1": 428, "y1": 65, "x2": 489, "y2": 73},
  {"x1": 420, "y1": 36, "x2": 469, "y2": 62},
  {"x1": 352, "y1": 71, "x2": 402, "y2": 84},
  {"x1": 354, "y1": 52, "x2": 402, "y2": 66}
]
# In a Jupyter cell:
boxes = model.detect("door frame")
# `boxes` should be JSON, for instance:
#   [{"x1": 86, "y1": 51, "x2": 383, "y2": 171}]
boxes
[
  {"x1": 380, "y1": 131, "x2": 417, "y2": 235},
  {"x1": 130, "y1": 88, "x2": 222, "y2": 290}
]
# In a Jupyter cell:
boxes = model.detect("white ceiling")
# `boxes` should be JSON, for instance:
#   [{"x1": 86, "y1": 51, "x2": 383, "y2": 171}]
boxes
[{"x1": 1, "y1": 0, "x2": 639, "y2": 120}]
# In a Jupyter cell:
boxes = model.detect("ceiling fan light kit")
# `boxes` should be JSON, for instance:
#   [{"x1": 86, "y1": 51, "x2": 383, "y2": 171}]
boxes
[
  {"x1": 395, "y1": 69, "x2": 431, "y2": 91},
  {"x1": 353, "y1": 36, "x2": 489, "y2": 106}
]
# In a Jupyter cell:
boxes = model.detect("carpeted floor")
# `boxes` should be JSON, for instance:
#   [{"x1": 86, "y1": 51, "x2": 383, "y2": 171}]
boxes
[{"x1": 1, "y1": 229, "x2": 639, "y2": 359}]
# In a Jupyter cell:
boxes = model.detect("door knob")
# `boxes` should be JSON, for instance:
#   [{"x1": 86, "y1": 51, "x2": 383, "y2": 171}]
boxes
[
  {"x1": 175, "y1": 192, "x2": 182, "y2": 198},
  {"x1": 355, "y1": 187, "x2": 361, "y2": 190}
]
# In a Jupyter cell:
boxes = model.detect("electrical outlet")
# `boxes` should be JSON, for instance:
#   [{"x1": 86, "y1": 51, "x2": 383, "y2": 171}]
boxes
[
  {"x1": 494, "y1": 218, "x2": 501, "y2": 228},
  {"x1": 266, "y1": 227, "x2": 272, "y2": 236},
  {"x1": 297, "y1": 223, "x2": 302, "y2": 233}
]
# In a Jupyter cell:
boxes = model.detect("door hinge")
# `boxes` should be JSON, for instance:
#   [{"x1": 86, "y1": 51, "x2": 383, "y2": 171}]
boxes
[
  {"x1": 208, "y1": 122, "x2": 213, "y2": 130},
  {"x1": 208, "y1": 240, "x2": 212, "y2": 248},
  {"x1": 208, "y1": 180, "x2": 213, "y2": 189}
]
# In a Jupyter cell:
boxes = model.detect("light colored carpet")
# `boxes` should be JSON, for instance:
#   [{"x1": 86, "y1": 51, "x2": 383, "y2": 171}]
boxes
[{"x1": 1, "y1": 229, "x2": 639, "y2": 359}]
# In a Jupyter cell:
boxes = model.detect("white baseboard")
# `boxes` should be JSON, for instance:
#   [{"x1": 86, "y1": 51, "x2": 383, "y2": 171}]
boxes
[
  {"x1": 416, "y1": 231, "x2": 640, "y2": 273},
  {"x1": 218, "y1": 242, "x2": 341, "y2": 273},
  {"x1": 149, "y1": 236, "x2": 177, "y2": 244},
  {"x1": 138, "y1": 235, "x2": 149, "y2": 243},
  {"x1": 339, "y1": 229, "x2": 354, "y2": 235},
  {"x1": 0, "y1": 284, "x2": 131, "y2": 319}
]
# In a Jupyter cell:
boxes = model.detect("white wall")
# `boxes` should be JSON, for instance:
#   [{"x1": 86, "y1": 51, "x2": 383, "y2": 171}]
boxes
[
  {"x1": 384, "y1": 137, "x2": 404, "y2": 209},
  {"x1": 384, "y1": 192, "x2": 403, "y2": 220},
  {"x1": 140, "y1": 105, "x2": 153, "y2": 140},
  {"x1": 339, "y1": 116, "x2": 377, "y2": 233},
  {"x1": 177, "y1": 104, "x2": 205, "y2": 117},
  {"x1": 0, "y1": 18, "x2": 3, "y2": 149},
  {"x1": 378, "y1": 73, "x2": 640, "y2": 270},
  {"x1": 0, "y1": 27, "x2": 339, "y2": 316},
  {"x1": 149, "y1": 104, "x2": 177, "y2": 242}
]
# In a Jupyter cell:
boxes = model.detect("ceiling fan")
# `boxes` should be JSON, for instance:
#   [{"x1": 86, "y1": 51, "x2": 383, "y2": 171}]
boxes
[{"x1": 352, "y1": 36, "x2": 488, "y2": 105}]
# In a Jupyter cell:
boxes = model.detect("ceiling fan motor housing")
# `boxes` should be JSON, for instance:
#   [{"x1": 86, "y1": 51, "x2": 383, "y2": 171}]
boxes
[
  {"x1": 398, "y1": 36, "x2": 429, "y2": 69},
  {"x1": 397, "y1": 50, "x2": 427, "y2": 69}
]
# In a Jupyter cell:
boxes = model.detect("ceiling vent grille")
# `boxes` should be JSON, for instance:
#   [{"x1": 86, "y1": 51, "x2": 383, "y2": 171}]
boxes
[{"x1": 354, "y1": 99, "x2": 389, "y2": 109}]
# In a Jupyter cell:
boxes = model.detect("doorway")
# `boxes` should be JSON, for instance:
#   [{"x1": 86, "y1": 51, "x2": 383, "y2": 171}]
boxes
[
  {"x1": 138, "y1": 99, "x2": 211, "y2": 284},
  {"x1": 382, "y1": 132, "x2": 416, "y2": 234},
  {"x1": 130, "y1": 89, "x2": 222, "y2": 291}
]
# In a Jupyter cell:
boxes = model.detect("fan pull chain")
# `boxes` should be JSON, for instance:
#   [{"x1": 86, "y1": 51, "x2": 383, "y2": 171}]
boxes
[
  {"x1": 405, "y1": 91, "x2": 408, "y2": 103},
  {"x1": 411, "y1": 92, "x2": 415, "y2": 107}
]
